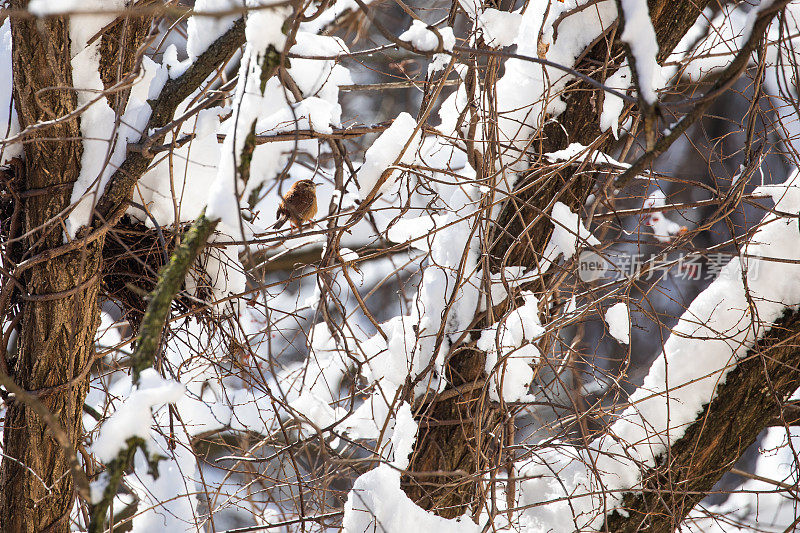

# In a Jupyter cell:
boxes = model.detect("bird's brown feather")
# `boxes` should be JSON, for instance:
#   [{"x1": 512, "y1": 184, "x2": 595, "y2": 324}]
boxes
[{"x1": 274, "y1": 180, "x2": 318, "y2": 230}]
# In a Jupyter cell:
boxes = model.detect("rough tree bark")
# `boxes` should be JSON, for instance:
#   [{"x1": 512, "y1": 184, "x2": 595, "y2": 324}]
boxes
[
  {"x1": 1, "y1": 7, "x2": 96, "y2": 532},
  {"x1": 605, "y1": 308, "x2": 800, "y2": 533},
  {"x1": 0, "y1": 2, "x2": 151, "y2": 531},
  {"x1": 403, "y1": 0, "x2": 712, "y2": 519},
  {"x1": 0, "y1": 2, "x2": 248, "y2": 527}
]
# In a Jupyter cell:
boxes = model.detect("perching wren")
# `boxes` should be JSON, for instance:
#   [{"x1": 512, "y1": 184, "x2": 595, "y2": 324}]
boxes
[{"x1": 273, "y1": 179, "x2": 318, "y2": 231}]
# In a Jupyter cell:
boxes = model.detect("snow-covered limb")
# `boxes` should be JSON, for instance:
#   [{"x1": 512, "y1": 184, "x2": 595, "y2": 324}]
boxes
[
  {"x1": 357, "y1": 112, "x2": 422, "y2": 200},
  {"x1": 91, "y1": 370, "x2": 184, "y2": 465},
  {"x1": 90, "y1": 16, "x2": 248, "y2": 227},
  {"x1": 510, "y1": 170, "x2": 800, "y2": 531},
  {"x1": 616, "y1": 0, "x2": 662, "y2": 105}
]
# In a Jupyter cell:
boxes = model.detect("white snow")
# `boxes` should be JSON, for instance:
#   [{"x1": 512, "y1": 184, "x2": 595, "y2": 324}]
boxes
[
  {"x1": 476, "y1": 8, "x2": 522, "y2": 48},
  {"x1": 619, "y1": 0, "x2": 662, "y2": 104},
  {"x1": 490, "y1": 0, "x2": 617, "y2": 168},
  {"x1": 390, "y1": 402, "x2": 417, "y2": 469},
  {"x1": 290, "y1": 391, "x2": 346, "y2": 430},
  {"x1": 545, "y1": 142, "x2": 629, "y2": 168},
  {"x1": 205, "y1": 6, "x2": 290, "y2": 227},
  {"x1": 126, "y1": 435, "x2": 199, "y2": 533},
  {"x1": 244, "y1": 1, "x2": 291, "y2": 54},
  {"x1": 92, "y1": 369, "x2": 184, "y2": 463},
  {"x1": 66, "y1": 23, "x2": 168, "y2": 236},
  {"x1": 357, "y1": 112, "x2": 421, "y2": 199},
  {"x1": 605, "y1": 302, "x2": 630, "y2": 344},
  {"x1": 599, "y1": 64, "x2": 631, "y2": 138},
  {"x1": 399, "y1": 20, "x2": 455, "y2": 52},
  {"x1": 339, "y1": 247, "x2": 359, "y2": 262},
  {"x1": 342, "y1": 464, "x2": 481, "y2": 533},
  {"x1": 478, "y1": 291, "x2": 543, "y2": 402},
  {"x1": 542, "y1": 201, "x2": 601, "y2": 267},
  {"x1": 186, "y1": 0, "x2": 241, "y2": 61}
]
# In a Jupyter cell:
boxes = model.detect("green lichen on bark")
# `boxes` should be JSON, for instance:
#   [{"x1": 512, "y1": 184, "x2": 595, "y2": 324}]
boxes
[{"x1": 130, "y1": 213, "x2": 218, "y2": 382}]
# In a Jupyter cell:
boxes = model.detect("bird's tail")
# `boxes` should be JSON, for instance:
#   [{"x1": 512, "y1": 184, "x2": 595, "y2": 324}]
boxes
[{"x1": 273, "y1": 214, "x2": 289, "y2": 229}]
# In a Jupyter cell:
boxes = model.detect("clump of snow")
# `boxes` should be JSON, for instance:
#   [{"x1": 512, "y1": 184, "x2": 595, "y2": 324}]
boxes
[
  {"x1": 604, "y1": 302, "x2": 630, "y2": 344},
  {"x1": 186, "y1": 0, "x2": 241, "y2": 61},
  {"x1": 491, "y1": 0, "x2": 617, "y2": 167},
  {"x1": 357, "y1": 112, "x2": 421, "y2": 199},
  {"x1": 339, "y1": 247, "x2": 359, "y2": 262},
  {"x1": 619, "y1": 0, "x2": 662, "y2": 104},
  {"x1": 478, "y1": 291, "x2": 543, "y2": 402},
  {"x1": 599, "y1": 64, "x2": 631, "y2": 138},
  {"x1": 399, "y1": 20, "x2": 455, "y2": 52},
  {"x1": 297, "y1": 96, "x2": 338, "y2": 134},
  {"x1": 477, "y1": 8, "x2": 522, "y2": 47},
  {"x1": 290, "y1": 32, "x2": 352, "y2": 97},
  {"x1": 291, "y1": 391, "x2": 346, "y2": 430},
  {"x1": 245, "y1": 2, "x2": 292, "y2": 54},
  {"x1": 342, "y1": 464, "x2": 481, "y2": 533},
  {"x1": 643, "y1": 190, "x2": 682, "y2": 242},
  {"x1": 92, "y1": 369, "x2": 184, "y2": 463},
  {"x1": 27, "y1": 0, "x2": 77, "y2": 14},
  {"x1": 545, "y1": 142, "x2": 628, "y2": 168},
  {"x1": 398, "y1": 21, "x2": 456, "y2": 74},
  {"x1": 390, "y1": 402, "x2": 417, "y2": 469},
  {"x1": 387, "y1": 214, "x2": 442, "y2": 250},
  {"x1": 55, "y1": 0, "x2": 152, "y2": 237},
  {"x1": 542, "y1": 201, "x2": 600, "y2": 267}
]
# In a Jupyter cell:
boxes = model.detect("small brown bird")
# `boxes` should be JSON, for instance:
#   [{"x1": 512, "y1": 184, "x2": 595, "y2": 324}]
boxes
[{"x1": 274, "y1": 179, "x2": 318, "y2": 231}]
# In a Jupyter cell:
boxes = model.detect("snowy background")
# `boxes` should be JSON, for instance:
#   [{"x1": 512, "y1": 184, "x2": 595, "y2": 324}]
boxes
[{"x1": 1, "y1": 0, "x2": 800, "y2": 531}]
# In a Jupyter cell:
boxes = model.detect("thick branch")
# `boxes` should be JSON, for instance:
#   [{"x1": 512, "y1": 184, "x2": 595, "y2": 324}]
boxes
[
  {"x1": 406, "y1": 0, "x2": 712, "y2": 517},
  {"x1": 606, "y1": 308, "x2": 800, "y2": 533},
  {"x1": 89, "y1": 213, "x2": 216, "y2": 532},
  {"x1": 92, "y1": 17, "x2": 246, "y2": 225}
]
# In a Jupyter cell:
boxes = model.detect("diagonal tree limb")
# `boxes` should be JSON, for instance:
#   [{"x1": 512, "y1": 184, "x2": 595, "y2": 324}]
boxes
[
  {"x1": 91, "y1": 17, "x2": 246, "y2": 227},
  {"x1": 605, "y1": 308, "x2": 800, "y2": 533},
  {"x1": 88, "y1": 212, "x2": 217, "y2": 533},
  {"x1": 404, "y1": 0, "x2": 714, "y2": 517}
]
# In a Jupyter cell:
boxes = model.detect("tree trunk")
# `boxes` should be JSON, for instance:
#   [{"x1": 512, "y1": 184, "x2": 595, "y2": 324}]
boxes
[
  {"x1": 0, "y1": 7, "x2": 100, "y2": 532},
  {"x1": 0, "y1": 2, "x2": 151, "y2": 530}
]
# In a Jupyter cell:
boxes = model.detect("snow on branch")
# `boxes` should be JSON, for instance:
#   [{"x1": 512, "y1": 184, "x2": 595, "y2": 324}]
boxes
[{"x1": 509, "y1": 170, "x2": 800, "y2": 531}]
